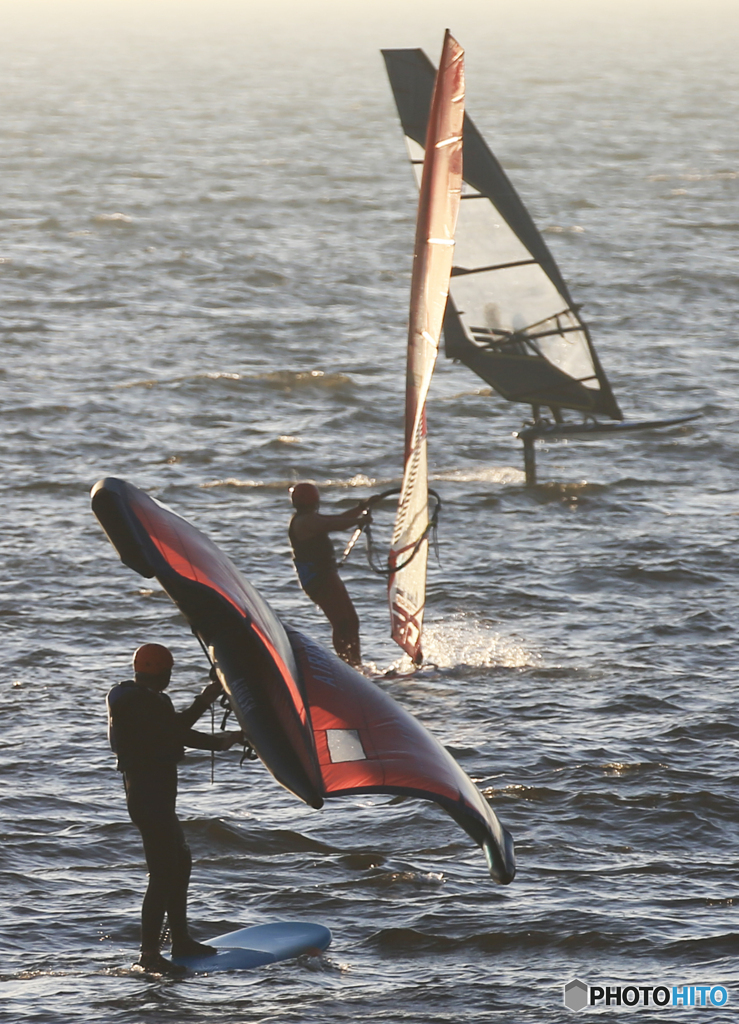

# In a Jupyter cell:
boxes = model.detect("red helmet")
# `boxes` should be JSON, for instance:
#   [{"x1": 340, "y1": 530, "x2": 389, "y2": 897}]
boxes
[
  {"x1": 133, "y1": 643, "x2": 174, "y2": 676},
  {"x1": 290, "y1": 482, "x2": 320, "y2": 509}
]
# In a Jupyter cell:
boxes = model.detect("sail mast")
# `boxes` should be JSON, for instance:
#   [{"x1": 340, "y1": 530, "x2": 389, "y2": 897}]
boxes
[{"x1": 388, "y1": 31, "x2": 464, "y2": 663}]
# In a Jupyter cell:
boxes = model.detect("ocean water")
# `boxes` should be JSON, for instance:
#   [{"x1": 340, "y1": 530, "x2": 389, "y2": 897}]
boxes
[{"x1": 1, "y1": 1, "x2": 738, "y2": 1021}]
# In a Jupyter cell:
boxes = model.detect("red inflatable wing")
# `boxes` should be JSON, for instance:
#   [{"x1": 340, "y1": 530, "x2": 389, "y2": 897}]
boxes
[
  {"x1": 288, "y1": 628, "x2": 514, "y2": 883},
  {"x1": 91, "y1": 477, "x2": 322, "y2": 807},
  {"x1": 91, "y1": 477, "x2": 515, "y2": 882}
]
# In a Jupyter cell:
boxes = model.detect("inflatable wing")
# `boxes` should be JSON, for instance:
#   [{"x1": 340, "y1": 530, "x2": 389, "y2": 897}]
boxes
[{"x1": 91, "y1": 478, "x2": 515, "y2": 883}]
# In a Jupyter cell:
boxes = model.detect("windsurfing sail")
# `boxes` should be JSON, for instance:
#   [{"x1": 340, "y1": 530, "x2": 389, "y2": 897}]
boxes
[
  {"x1": 91, "y1": 477, "x2": 516, "y2": 884},
  {"x1": 388, "y1": 31, "x2": 464, "y2": 663},
  {"x1": 381, "y1": 47, "x2": 622, "y2": 421}
]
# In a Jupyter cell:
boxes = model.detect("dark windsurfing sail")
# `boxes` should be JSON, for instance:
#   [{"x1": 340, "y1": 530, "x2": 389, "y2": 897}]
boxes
[
  {"x1": 91, "y1": 478, "x2": 515, "y2": 883},
  {"x1": 381, "y1": 47, "x2": 622, "y2": 421}
]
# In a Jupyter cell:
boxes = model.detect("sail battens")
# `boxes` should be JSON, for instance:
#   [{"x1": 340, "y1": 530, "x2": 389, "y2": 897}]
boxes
[
  {"x1": 470, "y1": 317, "x2": 580, "y2": 339},
  {"x1": 471, "y1": 325, "x2": 593, "y2": 348},
  {"x1": 528, "y1": 324, "x2": 592, "y2": 341},
  {"x1": 388, "y1": 32, "x2": 465, "y2": 663},
  {"x1": 452, "y1": 258, "x2": 538, "y2": 277},
  {"x1": 382, "y1": 46, "x2": 622, "y2": 421}
]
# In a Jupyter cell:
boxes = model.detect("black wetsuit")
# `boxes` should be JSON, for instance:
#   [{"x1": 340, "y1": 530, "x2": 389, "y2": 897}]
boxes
[
  {"x1": 288, "y1": 512, "x2": 360, "y2": 665},
  {"x1": 107, "y1": 681, "x2": 220, "y2": 953},
  {"x1": 288, "y1": 515, "x2": 337, "y2": 593}
]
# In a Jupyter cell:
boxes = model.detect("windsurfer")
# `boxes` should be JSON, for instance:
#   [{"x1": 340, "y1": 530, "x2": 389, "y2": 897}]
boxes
[
  {"x1": 107, "y1": 643, "x2": 243, "y2": 976},
  {"x1": 288, "y1": 483, "x2": 370, "y2": 668}
]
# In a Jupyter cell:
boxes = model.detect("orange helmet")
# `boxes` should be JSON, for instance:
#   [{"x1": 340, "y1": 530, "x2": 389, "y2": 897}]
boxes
[
  {"x1": 290, "y1": 482, "x2": 320, "y2": 509},
  {"x1": 133, "y1": 643, "x2": 174, "y2": 676}
]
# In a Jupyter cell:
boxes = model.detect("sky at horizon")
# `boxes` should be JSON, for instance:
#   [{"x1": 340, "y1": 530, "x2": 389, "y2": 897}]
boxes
[
  {"x1": 3, "y1": 0, "x2": 737, "y2": 86},
  {"x1": 2, "y1": 0, "x2": 738, "y2": 34}
]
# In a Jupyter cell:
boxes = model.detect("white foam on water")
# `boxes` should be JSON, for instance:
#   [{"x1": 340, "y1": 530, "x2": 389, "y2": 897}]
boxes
[
  {"x1": 431, "y1": 466, "x2": 526, "y2": 485},
  {"x1": 380, "y1": 614, "x2": 540, "y2": 672},
  {"x1": 201, "y1": 473, "x2": 394, "y2": 490}
]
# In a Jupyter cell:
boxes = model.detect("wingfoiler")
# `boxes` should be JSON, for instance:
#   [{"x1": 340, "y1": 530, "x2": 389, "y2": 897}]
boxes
[
  {"x1": 382, "y1": 48, "x2": 698, "y2": 483},
  {"x1": 91, "y1": 477, "x2": 515, "y2": 883},
  {"x1": 388, "y1": 31, "x2": 464, "y2": 663}
]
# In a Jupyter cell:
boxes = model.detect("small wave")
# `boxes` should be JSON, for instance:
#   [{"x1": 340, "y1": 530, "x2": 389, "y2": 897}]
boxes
[
  {"x1": 329, "y1": 474, "x2": 388, "y2": 489},
  {"x1": 431, "y1": 466, "x2": 525, "y2": 485},
  {"x1": 648, "y1": 171, "x2": 737, "y2": 182},
  {"x1": 116, "y1": 378, "x2": 160, "y2": 389},
  {"x1": 189, "y1": 819, "x2": 333, "y2": 856},
  {"x1": 542, "y1": 224, "x2": 585, "y2": 234},
  {"x1": 363, "y1": 870, "x2": 444, "y2": 890},
  {"x1": 598, "y1": 693, "x2": 682, "y2": 713},
  {"x1": 600, "y1": 761, "x2": 669, "y2": 776},
  {"x1": 296, "y1": 953, "x2": 345, "y2": 975},
  {"x1": 665, "y1": 933, "x2": 739, "y2": 958},
  {"x1": 255, "y1": 369, "x2": 354, "y2": 391},
  {"x1": 115, "y1": 369, "x2": 352, "y2": 393},
  {"x1": 337, "y1": 852, "x2": 386, "y2": 870},
  {"x1": 369, "y1": 925, "x2": 618, "y2": 955},
  {"x1": 201, "y1": 473, "x2": 391, "y2": 491},
  {"x1": 116, "y1": 371, "x2": 243, "y2": 390},
  {"x1": 487, "y1": 783, "x2": 566, "y2": 803},
  {"x1": 200, "y1": 477, "x2": 270, "y2": 489},
  {"x1": 92, "y1": 212, "x2": 134, "y2": 225},
  {"x1": 367, "y1": 927, "x2": 457, "y2": 953},
  {"x1": 677, "y1": 221, "x2": 739, "y2": 232},
  {"x1": 533, "y1": 479, "x2": 607, "y2": 501},
  {"x1": 1, "y1": 319, "x2": 48, "y2": 334},
  {"x1": 617, "y1": 564, "x2": 715, "y2": 584}
]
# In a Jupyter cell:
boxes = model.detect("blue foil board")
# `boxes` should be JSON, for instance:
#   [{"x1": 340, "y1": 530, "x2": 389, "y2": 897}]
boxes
[{"x1": 172, "y1": 922, "x2": 332, "y2": 974}]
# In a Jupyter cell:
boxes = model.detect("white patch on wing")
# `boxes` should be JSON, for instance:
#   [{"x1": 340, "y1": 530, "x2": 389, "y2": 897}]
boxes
[{"x1": 326, "y1": 729, "x2": 366, "y2": 763}]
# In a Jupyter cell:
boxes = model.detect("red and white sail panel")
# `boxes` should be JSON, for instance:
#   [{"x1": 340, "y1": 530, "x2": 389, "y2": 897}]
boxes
[{"x1": 389, "y1": 30, "x2": 464, "y2": 661}]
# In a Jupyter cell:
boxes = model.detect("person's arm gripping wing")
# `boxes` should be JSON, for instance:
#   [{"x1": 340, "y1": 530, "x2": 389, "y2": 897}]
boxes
[
  {"x1": 178, "y1": 678, "x2": 222, "y2": 729},
  {"x1": 176, "y1": 677, "x2": 240, "y2": 751}
]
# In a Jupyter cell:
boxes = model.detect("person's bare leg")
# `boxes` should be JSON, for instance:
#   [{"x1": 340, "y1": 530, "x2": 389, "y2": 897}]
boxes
[{"x1": 311, "y1": 573, "x2": 361, "y2": 667}]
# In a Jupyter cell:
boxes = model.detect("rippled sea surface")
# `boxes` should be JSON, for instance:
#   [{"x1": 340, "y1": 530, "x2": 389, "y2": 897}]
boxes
[{"x1": 2, "y1": 2, "x2": 738, "y2": 1021}]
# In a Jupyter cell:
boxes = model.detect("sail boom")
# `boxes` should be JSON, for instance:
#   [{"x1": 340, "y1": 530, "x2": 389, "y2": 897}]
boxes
[{"x1": 453, "y1": 258, "x2": 538, "y2": 277}]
